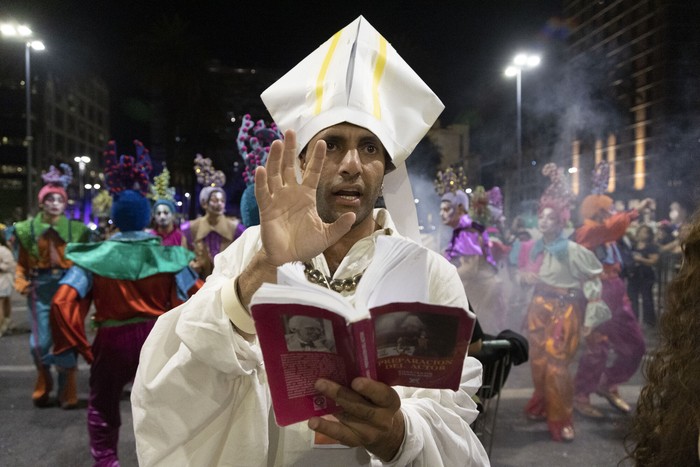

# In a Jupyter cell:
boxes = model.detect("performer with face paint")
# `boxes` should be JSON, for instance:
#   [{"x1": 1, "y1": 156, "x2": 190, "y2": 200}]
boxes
[
  {"x1": 148, "y1": 167, "x2": 188, "y2": 248},
  {"x1": 13, "y1": 164, "x2": 91, "y2": 408},
  {"x1": 518, "y1": 163, "x2": 611, "y2": 442},
  {"x1": 187, "y1": 155, "x2": 245, "y2": 279}
]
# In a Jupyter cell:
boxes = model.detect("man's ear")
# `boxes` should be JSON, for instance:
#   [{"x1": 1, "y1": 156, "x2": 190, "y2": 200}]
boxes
[{"x1": 298, "y1": 149, "x2": 307, "y2": 171}]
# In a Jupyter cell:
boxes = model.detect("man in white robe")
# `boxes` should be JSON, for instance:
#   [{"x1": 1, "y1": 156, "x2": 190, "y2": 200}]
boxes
[{"x1": 131, "y1": 16, "x2": 489, "y2": 467}]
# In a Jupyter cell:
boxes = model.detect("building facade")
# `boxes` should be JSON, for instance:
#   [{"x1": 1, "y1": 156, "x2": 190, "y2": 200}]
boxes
[
  {"x1": 0, "y1": 42, "x2": 109, "y2": 221},
  {"x1": 563, "y1": 0, "x2": 700, "y2": 216}
]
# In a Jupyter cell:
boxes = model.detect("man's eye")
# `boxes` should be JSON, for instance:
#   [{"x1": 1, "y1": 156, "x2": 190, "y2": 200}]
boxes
[
  {"x1": 364, "y1": 144, "x2": 377, "y2": 154},
  {"x1": 325, "y1": 142, "x2": 337, "y2": 151}
]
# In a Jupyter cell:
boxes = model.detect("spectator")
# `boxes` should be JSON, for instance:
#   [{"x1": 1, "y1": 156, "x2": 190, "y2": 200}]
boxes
[
  {"x1": 625, "y1": 207, "x2": 700, "y2": 466},
  {"x1": 627, "y1": 225, "x2": 660, "y2": 327}
]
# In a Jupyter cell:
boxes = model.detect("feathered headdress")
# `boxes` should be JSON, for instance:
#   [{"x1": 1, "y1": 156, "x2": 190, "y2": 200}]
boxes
[
  {"x1": 194, "y1": 154, "x2": 225, "y2": 187},
  {"x1": 91, "y1": 190, "x2": 113, "y2": 219},
  {"x1": 42, "y1": 163, "x2": 73, "y2": 188},
  {"x1": 591, "y1": 160, "x2": 610, "y2": 195},
  {"x1": 580, "y1": 161, "x2": 613, "y2": 220},
  {"x1": 434, "y1": 166, "x2": 470, "y2": 210},
  {"x1": 237, "y1": 114, "x2": 283, "y2": 226},
  {"x1": 539, "y1": 162, "x2": 573, "y2": 226},
  {"x1": 103, "y1": 139, "x2": 153, "y2": 232},
  {"x1": 237, "y1": 114, "x2": 283, "y2": 186},
  {"x1": 150, "y1": 164, "x2": 177, "y2": 215},
  {"x1": 38, "y1": 163, "x2": 73, "y2": 203},
  {"x1": 150, "y1": 164, "x2": 175, "y2": 202},
  {"x1": 194, "y1": 154, "x2": 226, "y2": 209},
  {"x1": 470, "y1": 186, "x2": 504, "y2": 227},
  {"x1": 103, "y1": 140, "x2": 153, "y2": 196}
]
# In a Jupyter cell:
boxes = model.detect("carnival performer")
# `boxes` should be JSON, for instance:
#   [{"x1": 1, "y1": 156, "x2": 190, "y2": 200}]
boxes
[
  {"x1": 50, "y1": 139, "x2": 200, "y2": 466},
  {"x1": 436, "y1": 167, "x2": 506, "y2": 334},
  {"x1": 13, "y1": 163, "x2": 90, "y2": 407},
  {"x1": 237, "y1": 113, "x2": 283, "y2": 228},
  {"x1": 0, "y1": 225, "x2": 16, "y2": 336},
  {"x1": 148, "y1": 166, "x2": 187, "y2": 248},
  {"x1": 132, "y1": 16, "x2": 489, "y2": 466},
  {"x1": 187, "y1": 155, "x2": 244, "y2": 279},
  {"x1": 519, "y1": 163, "x2": 611, "y2": 442},
  {"x1": 573, "y1": 161, "x2": 652, "y2": 418}
]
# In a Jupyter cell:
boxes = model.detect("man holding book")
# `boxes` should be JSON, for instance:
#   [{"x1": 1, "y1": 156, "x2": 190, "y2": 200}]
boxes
[{"x1": 132, "y1": 16, "x2": 489, "y2": 466}]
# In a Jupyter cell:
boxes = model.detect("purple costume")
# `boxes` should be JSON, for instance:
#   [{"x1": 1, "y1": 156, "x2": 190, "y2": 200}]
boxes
[{"x1": 445, "y1": 214, "x2": 505, "y2": 333}]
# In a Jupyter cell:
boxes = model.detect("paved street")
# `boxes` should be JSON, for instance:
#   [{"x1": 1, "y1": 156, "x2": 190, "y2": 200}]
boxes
[{"x1": 0, "y1": 289, "x2": 653, "y2": 466}]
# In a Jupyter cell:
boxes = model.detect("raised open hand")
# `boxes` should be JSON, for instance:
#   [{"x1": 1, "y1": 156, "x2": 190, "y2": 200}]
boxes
[{"x1": 254, "y1": 130, "x2": 356, "y2": 266}]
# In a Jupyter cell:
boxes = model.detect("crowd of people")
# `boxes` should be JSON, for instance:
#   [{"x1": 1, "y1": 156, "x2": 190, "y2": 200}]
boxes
[{"x1": 0, "y1": 14, "x2": 696, "y2": 466}]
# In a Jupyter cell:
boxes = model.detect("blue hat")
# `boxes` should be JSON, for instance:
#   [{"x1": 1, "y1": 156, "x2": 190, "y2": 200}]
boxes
[
  {"x1": 152, "y1": 198, "x2": 177, "y2": 216},
  {"x1": 112, "y1": 189, "x2": 152, "y2": 232}
]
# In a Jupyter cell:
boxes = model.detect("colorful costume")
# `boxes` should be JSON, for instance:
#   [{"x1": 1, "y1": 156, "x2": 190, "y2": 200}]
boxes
[
  {"x1": 50, "y1": 140, "x2": 200, "y2": 466},
  {"x1": 573, "y1": 161, "x2": 645, "y2": 413},
  {"x1": 437, "y1": 168, "x2": 505, "y2": 334},
  {"x1": 573, "y1": 211, "x2": 646, "y2": 401},
  {"x1": 521, "y1": 163, "x2": 611, "y2": 441},
  {"x1": 13, "y1": 164, "x2": 90, "y2": 406},
  {"x1": 186, "y1": 155, "x2": 244, "y2": 279},
  {"x1": 148, "y1": 167, "x2": 188, "y2": 248}
]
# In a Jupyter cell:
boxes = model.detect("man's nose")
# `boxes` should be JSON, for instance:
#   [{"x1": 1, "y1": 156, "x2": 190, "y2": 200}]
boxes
[{"x1": 339, "y1": 149, "x2": 361, "y2": 176}]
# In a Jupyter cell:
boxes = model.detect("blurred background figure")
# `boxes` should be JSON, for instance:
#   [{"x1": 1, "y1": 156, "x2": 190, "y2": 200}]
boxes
[
  {"x1": 148, "y1": 166, "x2": 188, "y2": 248},
  {"x1": 573, "y1": 161, "x2": 650, "y2": 419},
  {"x1": 519, "y1": 163, "x2": 610, "y2": 442},
  {"x1": 435, "y1": 167, "x2": 506, "y2": 334},
  {"x1": 0, "y1": 224, "x2": 16, "y2": 336},
  {"x1": 626, "y1": 224, "x2": 660, "y2": 327},
  {"x1": 626, "y1": 207, "x2": 700, "y2": 466},
  {"x1": 13, "y1": 164, "x2": 91, "y2": 408},
  {"x1": 187, "y1": 155, "x2": 244, "y2": 279}
]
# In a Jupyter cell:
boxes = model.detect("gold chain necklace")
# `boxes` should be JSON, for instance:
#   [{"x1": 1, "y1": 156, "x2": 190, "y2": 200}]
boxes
[{"x1": 303, "y1": 262, "x2": 364, "y2": 293}]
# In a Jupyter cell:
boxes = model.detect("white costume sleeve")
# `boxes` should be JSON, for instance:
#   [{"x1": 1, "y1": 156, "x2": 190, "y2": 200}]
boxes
[
  {"x1": 132, "y1": 227, "x2": 489, "y2": 466},
  {"x1": 374, "y1": 252, "x2": 488, "y2": 466},
  {"x1": 569, "y1": 242, "x2": 612, "y2": 328}
]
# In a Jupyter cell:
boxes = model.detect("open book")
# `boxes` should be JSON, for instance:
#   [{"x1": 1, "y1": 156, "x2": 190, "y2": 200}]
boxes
[{"x1": 250, "y1": 236, "x2": 476, "y2": 426}]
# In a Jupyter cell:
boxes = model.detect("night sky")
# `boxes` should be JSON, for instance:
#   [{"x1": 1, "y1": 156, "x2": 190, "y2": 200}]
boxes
[{"x1": 2, "y1": 0, "x2": 565, "y2": 130}]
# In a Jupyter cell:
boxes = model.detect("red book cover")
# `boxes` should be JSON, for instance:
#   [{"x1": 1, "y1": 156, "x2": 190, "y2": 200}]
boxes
[{"x1": 251, "y1": 300, "x2": 473, "y2": 426}]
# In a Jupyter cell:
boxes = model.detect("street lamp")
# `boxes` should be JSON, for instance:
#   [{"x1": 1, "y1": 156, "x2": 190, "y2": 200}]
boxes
[
  {"x1": 1, "y1": 21, "x2": 45, "y2": 216},
  {"x1": 74, "y1": 156, "x2": 91, "y2": 199},
  {"x1": 505, "y1": 52, "x2": 540, "y2": 204}
]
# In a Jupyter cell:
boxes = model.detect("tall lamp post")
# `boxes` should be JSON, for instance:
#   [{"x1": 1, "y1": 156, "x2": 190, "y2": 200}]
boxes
[
  {"x1": 505, "y1": 53, "x2": 540, "y2": 205},
  {"x1": 74, "y1": 155, "x2": 91, "y2": 221},
  {"x1": 1, "y1": 21, "x2": 45, "y2": 216}
]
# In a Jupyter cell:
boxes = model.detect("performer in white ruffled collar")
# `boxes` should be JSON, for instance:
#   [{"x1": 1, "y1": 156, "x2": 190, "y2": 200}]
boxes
[{"x1": 132, "y1": 16, "x2": 489, "y2": 466}]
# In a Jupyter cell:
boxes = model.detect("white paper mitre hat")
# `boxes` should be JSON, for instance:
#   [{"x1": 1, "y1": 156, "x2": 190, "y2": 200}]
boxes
[{"x1": 261, "y1": 15, "x2": 444, "y2": 241}]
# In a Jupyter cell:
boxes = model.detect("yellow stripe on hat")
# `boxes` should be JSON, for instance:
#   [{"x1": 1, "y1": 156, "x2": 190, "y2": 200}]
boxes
[
  {"x1": 372, "y1": 36, "x2": 388, "y2": 119},
  {"x1": 314, "y1": 30, "x2": 342, "y2": 115}
]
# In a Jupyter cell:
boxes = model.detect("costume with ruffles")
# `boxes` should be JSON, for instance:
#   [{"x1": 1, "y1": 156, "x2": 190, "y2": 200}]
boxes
[
  {"x1": 445, "y1": 213, "x2": 506, "y2": 333},
  {"x1": 519, "y1": 236, "x2": 611, "y2": 440},
  {"x1": 50, "y1": 231, "x2": 200, "y2": 466},
  {"x1": 185, "y1": 215, "x2": 245, "y2": 279},
  {"x1": 573, "y1": 210, "x2": 646, "y2": 400},
  {"x1": 13, "y1": 215, "x2": 90, "y2": 368}
]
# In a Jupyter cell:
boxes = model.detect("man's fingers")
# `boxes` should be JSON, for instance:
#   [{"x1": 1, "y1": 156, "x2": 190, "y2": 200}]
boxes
[
  {"x1": 308, "y1": 416, "x2": 361, "y2": 447},
  {"x1": 254, "y1": 166, "x2": 272, "y2": 208},
  {"x1": 325, "y1": 213, "x2": 355, "y2": 245},
  {"x1": 265, "y1": 139, "x2": 284, "y2": 192},
  {"x1": 301, "y1": 139, "x2": 327, "y2": 189},
  {"x1": 351, "y1": 378, "x2": 400, "y2": 410},
  {"x1": 281, "y1": 130, "x2": 298, "y2": 185}
]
